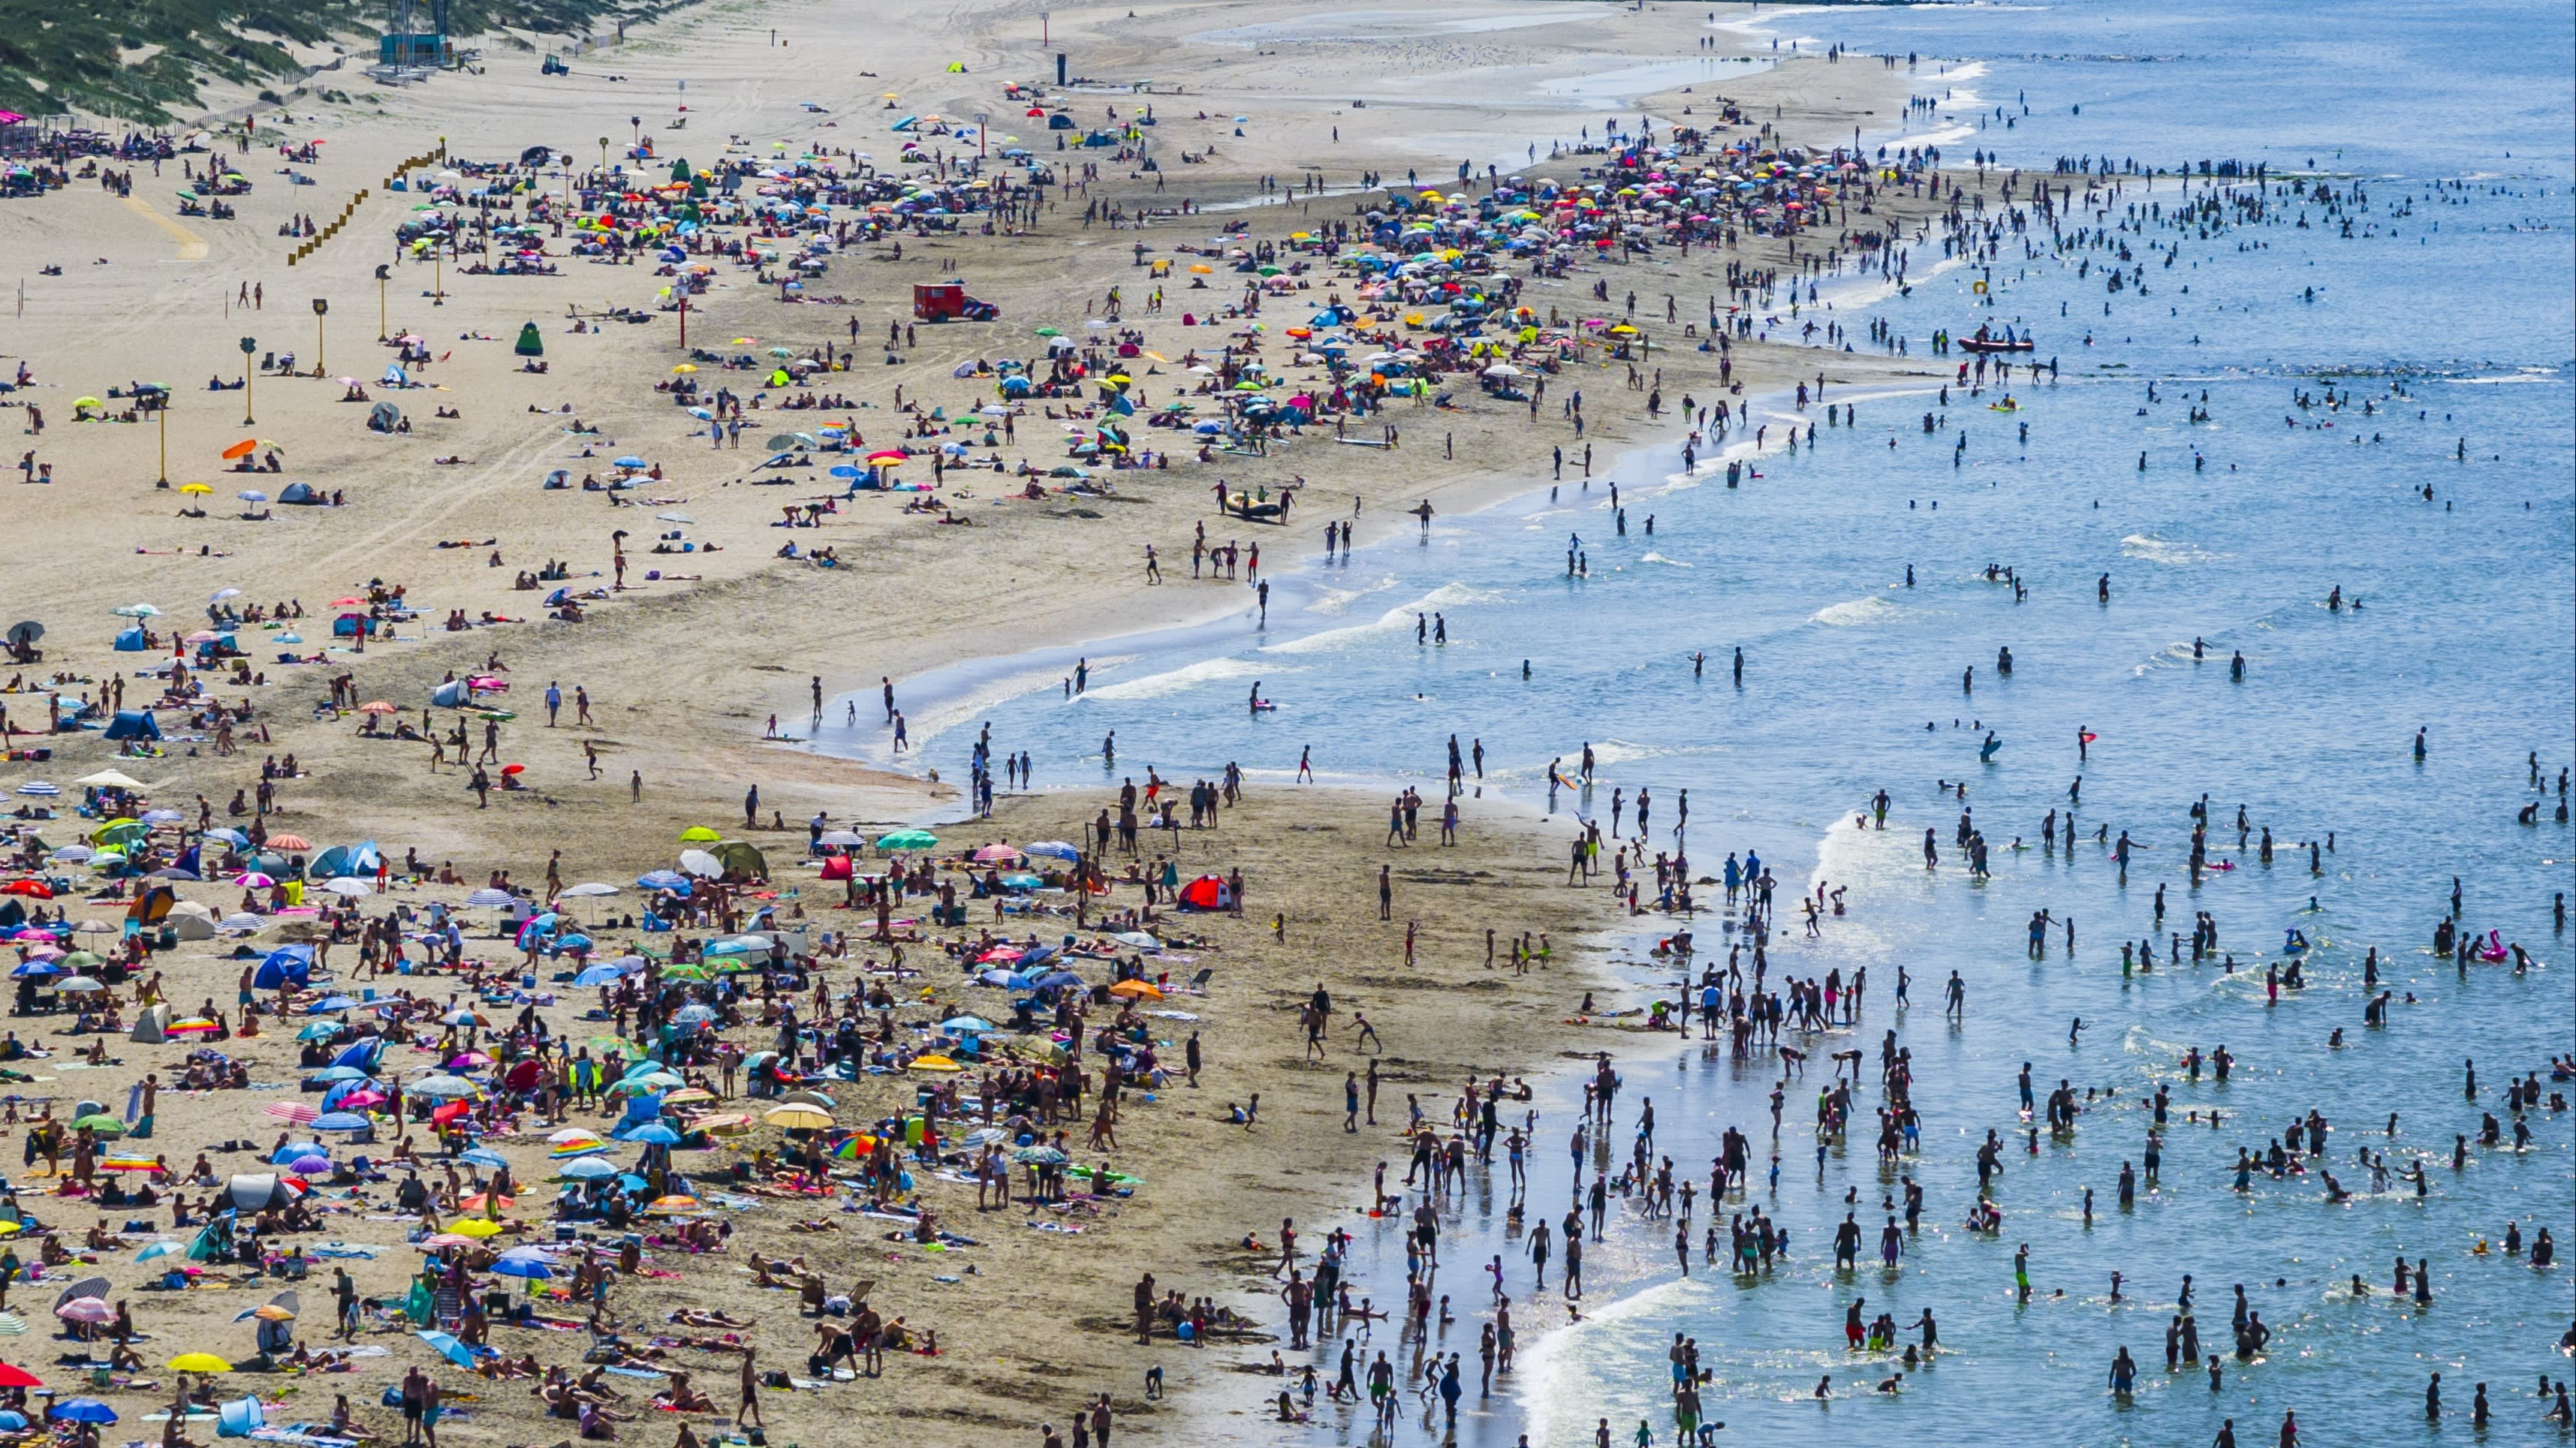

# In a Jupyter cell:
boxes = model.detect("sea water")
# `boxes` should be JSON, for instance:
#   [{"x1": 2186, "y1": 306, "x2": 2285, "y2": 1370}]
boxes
[{"x1": 841, "y1": 0, "x2": 2575, "y2": 1440}]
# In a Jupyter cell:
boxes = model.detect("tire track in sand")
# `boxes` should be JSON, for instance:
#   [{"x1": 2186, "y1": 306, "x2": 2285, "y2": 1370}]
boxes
[
  {"x1": 303, "y1": 422, "x2": 563, "y2": 580},
  {"x1": 123, "y1": 196, "x2": 210, "y2": 260}
]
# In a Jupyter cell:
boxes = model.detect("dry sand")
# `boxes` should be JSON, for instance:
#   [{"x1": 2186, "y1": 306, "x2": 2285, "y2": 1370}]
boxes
[
  {"x1": 55, "y1": 785, "x2": 1619, "y2": 1448},
  {"x1": 0, "y1": 0, "x2": 1956, "y2": 1439}
]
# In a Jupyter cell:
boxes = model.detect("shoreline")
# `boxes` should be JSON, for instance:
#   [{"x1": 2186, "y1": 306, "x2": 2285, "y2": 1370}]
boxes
[
  {"x1": 0, "y1": 2, "x2": 2030, "y2": 1443},
  {"x1": 820, "y1": 352, "x2": 1960, "y2": 808}
]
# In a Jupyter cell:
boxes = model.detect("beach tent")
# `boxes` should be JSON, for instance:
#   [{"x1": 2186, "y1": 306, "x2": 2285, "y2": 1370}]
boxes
[
  {"x1": 224, "y1": 1174, "x2": 299, "y2": 1210},
  {"x1": 112, "y1": 628, "x2": 150, "y2": 653},
  {"x1": 1175, "y1": 875, "x2": 1233, "y2": 911},
  {"x1": 277, "y1": 483, "x2": 318, "y2": 505},
  {"x1": 330, "y1": 1037, "x2": 384, "y2": 1072},
  {"x1": 306, "y1": 841, "x2": 380, "y2": 880},
  {"x1": 127, "y1": 884, "x2": 177, "y2": 926},
  {"x1": 215, "y1": 1396, "x2": 265, "y2": 1438},
  {"x1": 129, "y1": 1002, "x2": 171, "y2": 1044},
  {"x1": 514, "y1": 322, "x2": 544, "y2": 358},
  {"x1": 102, "y1": 710, "x2": 161, "y2": 741},
  {"x1": 252, "y1": 947, "x2": 312, "y2": 990}
]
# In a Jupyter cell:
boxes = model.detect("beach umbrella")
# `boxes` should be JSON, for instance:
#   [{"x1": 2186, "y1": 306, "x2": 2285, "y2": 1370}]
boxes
[
  {"x1": 134, "y1": 1241, "x2": 185, "y2": 1264},
  {"x1": 762, "y1": 1103, "x2": 833, "y2": 1131},
  {"x1": 48, "y1": 1400, "x2": 116, "y2": 1424},
  {"x1": 625, "y1": 1123, "x2": 682, "y2": 1145},
  {"x1": 407, "y1": 1074, "x2": 478, "y2": 1098},
  {"x1": 167, "y1": 1353, "x2": 232, "y2": 1374},
  {"x1": 414, "y1": 1330, "x2": 476, "y2": 1368},
  {"x1": 646, "y1": 1195, "x2": 703, "y2": 1215},
  {"x1": 53, "y1": 1299, "x2": 115, "y2": 1325},
  {"x1": 875, "y1": 829, "x2": 937, "y2": 851},
  {"x1": 490, "y1": 1249, "x2": 553, "y2": 1281},
  {"x1": 447, "y1": 1218, "x2": 504, "y2": 1240},
  {"x1": 0, "y1": 1363, "x2": 38, "y2": 1389},
  {"x1": 264, "y1": 1102, "x2": 320, "y2": 1124},
  {"x1": 556, "y1": 1157, "x2": 617, "y2": 1181},
  {"x1": 456, "y1": 1148, "x2": 514, "y2": 1180},
  {"x1": 52, "y1": 1279, "x2": 111, "y2": 1312}
]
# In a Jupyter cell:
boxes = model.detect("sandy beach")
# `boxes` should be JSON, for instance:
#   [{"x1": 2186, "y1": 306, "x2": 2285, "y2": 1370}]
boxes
[{"x1": 0, "y1": 0, "x2": 1960, "y2": 1442}]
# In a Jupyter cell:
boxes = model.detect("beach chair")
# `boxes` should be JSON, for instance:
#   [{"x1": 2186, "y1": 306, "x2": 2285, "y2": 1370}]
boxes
[{"x1": 1184, "y1": 968, "x2": 1213, "y2": 995}]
